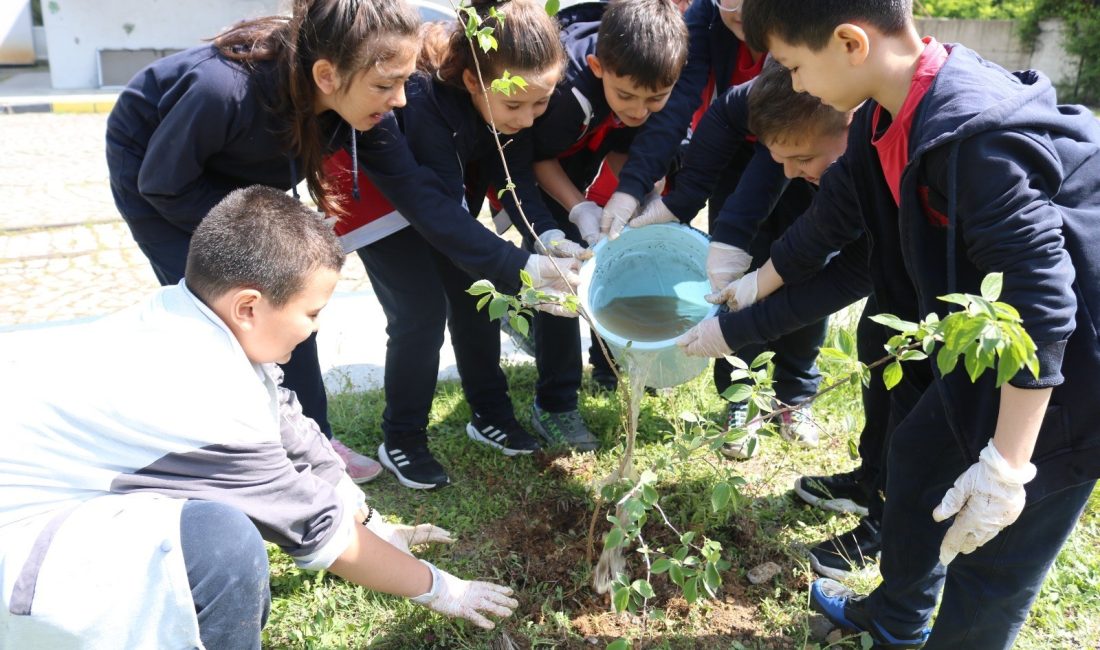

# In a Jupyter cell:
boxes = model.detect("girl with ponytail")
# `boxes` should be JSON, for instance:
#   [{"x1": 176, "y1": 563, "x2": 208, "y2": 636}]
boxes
[{"x1": 326, "y1": 0, "x2": 584, "y2": 490}]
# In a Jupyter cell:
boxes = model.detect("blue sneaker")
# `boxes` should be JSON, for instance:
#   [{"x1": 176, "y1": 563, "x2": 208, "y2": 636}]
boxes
[{"x1": 809, "y1": 578, "x2": 930, "y2": 649}]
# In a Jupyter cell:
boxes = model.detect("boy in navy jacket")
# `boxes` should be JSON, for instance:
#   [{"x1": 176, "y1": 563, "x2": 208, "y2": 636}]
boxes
[
  {"x1": 732, "y1": 1, "x2": 1100, "y2": 646},
  {"x1": 523, "y1": 0, "x2": 689, "y2": 449}
]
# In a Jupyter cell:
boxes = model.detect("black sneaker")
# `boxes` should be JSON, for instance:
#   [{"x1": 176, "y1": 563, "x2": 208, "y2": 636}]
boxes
[
  {"x1": 810, "y1": 578, "x2": 930, "y2": 649},
  {"x1": 531, "y1": 404, "x2": 599, "y2": 451},
  {"x1": 377, "y1": 440, "x2": 450, "y2": 490},
  {"x1": 794, "y1": 470, "x2": 871, "y2": 516},
  {"x1": 466, "y1": 412, "x2": 541, "y2": 456},
  {"x1": 809, "y1": 516, "x2": 882, "y2": 580}
]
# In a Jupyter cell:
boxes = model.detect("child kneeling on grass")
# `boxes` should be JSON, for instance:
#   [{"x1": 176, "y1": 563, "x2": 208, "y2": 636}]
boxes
[{"x1": 0, "y1": 186, "x2": 516, "y2": 649}]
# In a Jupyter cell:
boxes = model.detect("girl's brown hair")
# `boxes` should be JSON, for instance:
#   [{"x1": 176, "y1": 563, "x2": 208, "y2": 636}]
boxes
[
  {"x1": 213, "y1": 0, "x2": 419, "y2": 214},
  {"x1": 417, "y1": 0, "x2": 564, "y2": 91}
]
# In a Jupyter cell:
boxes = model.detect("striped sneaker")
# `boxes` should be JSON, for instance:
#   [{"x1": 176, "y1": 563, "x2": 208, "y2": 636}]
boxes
[
  {"x1": 466, "y1": 412, "x2": 541, "y2": 456},
  {"x1": 377, "y1": 440, "x2": 450, "y2": 490}
]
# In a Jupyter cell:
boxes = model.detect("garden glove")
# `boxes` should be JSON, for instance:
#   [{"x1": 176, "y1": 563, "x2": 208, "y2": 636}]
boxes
[
  {"x1": 600, "y1": 191, "x2": 640, "y2": 240},
  {"x1": 568, "y1": 200, "x2": 604, "y2": 246},
  {"x1": 411, "y1": 560, "x2": 518, "y2": 630},
  {"x1": 524, "y1": 255, "x2": 581, "y2": 318},
  {"x1": 932, "y1": 439, "x2": 1036, "y2": 566},
  {"x1": 537, "y1": 228, "x2": 593, "y2": 260},
  {"x1": 706, "y1": 242, "x2": 753, "y2": 292},
  {"x1": 675, "y1": 317, "x2": 732, "y2": 358},
  {"x1": 627, "y1": 197, "x2": 678, "y2": 229},
  {"x1": 365, "y1": 516, "x2": 454, "y2": 557},
  {"x1": 706, "y1": 270, "x2": 759, "y2": 311}
]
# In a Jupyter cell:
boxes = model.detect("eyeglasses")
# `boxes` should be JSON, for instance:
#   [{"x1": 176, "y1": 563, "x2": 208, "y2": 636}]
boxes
[{"x1": 711, "y1": 0, "x2": 743, "y2": 13}]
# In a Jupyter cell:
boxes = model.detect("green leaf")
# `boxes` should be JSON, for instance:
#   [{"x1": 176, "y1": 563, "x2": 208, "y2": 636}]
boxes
[
  {"x1": 720, "y1": 383, "x2": 752, "y2": 404},
  {"x1": 604, "y1": 527, "x2": 625, "y2": 550},
  {"x1": 818, "y1": 347, "x2": 851, "y2": 362},
  {"x1": 938, "y1": 292, "x2": 972, "y2": 308},
  {"x1": 511, "y1": 314, "x2": 529, "y2": 337},
  {"x1": 651, "y1": 558, "x2": 672, "y2": 574},
  {"x1": 680, "y1": 531, "x2": 695, "y2": 545},
  {"x1": 669, "y1": 563, "x2": 685, "y2": 586},
  {"x1": 679, "y1": 410, "x2": 700, "y2": 423},
  {"x1": 882, "y1": 360, "x2": 903, "y2": 390},
  {"x1": 847, "y1": 437, "x2": 860, "y2": 460},
  {"x1": 981, "y1": 272, "x2": 1004, "y2": 301},
  {"x1": 996, "y1": 337, "x2": 1022, "y2": 387},
  {"x1": 711, "y1": 481, "x2": 732, "y2": 512},
  {"x1": 544, "y1": 0, "x2": 560, "y2": 16},
  {"x1": 992, "y1": 300, "x2": 1021, "y2": 322},
  {"x1": 476, "y1": 294, "x2": 491, "y2": 311},
  {"x1": 612, "y1": 586, "x2": 631, "y2": 613},
  {"x1": 519, "y1": 268, "x2": 533, "y2": 287},
  {"x1": 631, "y1": 579, "x2": 655, "y2": 598},
  {"x1": 488, "y1": 296, "x2": 510, "y2": 321},
  {"x1": 727, "y1": 355, "x2": 749, "y2": 370},
  {"x1": 837, "y1": 328, "x2": 856, "y2": 356},
  {"x1": 477, "y1": 31, "x2": 497, "y2": 52},
  {"x1": 683, "y1": 576, "x2": 699, "y2": 604},
  {"x1": 937, "y1": 344, "x2": 961, "y2": 376},
  {"x1": 750, "y1": 351, "x2": 775, "y2": 369},
  {"x1": 870, "y1": 313, "x2": 920, "y2": 332},
  {"x1": 641, "y1": 484, "x2": 658, "y2": 506},
  {"x1": 860, "y1": 632, "x2": 874, "y2": 650},
  {"x1": 703, "y1": 562, "x2": 722, "y2": 597},
  {"x1": 467, "y1": 279, "x2": 494, "y2": 296},
  {"x1": 964, "y1": 344, "x2": 983, "y2": 382}
]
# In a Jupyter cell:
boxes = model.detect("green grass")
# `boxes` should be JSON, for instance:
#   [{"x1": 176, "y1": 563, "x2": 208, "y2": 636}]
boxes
[{"x1": 264, "y1": 320, "x2": 1100, "y2": 649}]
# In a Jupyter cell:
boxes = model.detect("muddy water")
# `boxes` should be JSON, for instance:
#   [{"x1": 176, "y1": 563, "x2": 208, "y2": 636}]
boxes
[{"x1": 593, "y1": 295, "x2": 711, "y2": 342}]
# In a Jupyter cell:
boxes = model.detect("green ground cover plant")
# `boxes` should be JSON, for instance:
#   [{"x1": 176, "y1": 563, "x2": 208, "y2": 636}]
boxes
[{"x1": 263, "y1": 308, "x2": 1100, "y2": 649}]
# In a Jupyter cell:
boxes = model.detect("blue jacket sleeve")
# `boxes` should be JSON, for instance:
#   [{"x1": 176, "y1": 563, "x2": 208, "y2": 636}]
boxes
[
  {"x1": 770, "y1": 153, "x2": 865, "y2": 284},
  {"x1": 615, "y1": 0, "x2": 719, "y2": 201},
  {"x1": 719, "y1": 235, "x2": 872, "y2": 351},
  {"x1": 662, "y1": 83, "x2": 787, "y2": 244},
  {"x1": 135, "y1": 71, "x2": 248, "y2": 233},
  {"x1": 355, "y1": 116, "x2": 529, "y2": 293},
  {"x1": 940, "y1": 132, "x2": 1076, "y2": 387}
]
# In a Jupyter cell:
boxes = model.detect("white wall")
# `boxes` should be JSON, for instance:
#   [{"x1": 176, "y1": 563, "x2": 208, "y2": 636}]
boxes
[
  {"x1": 914, "y1": 17, "x2": 1080, "y2": 87},
  {"x1": 41, "y1": 0, "x2": 283, "y2": 89}
]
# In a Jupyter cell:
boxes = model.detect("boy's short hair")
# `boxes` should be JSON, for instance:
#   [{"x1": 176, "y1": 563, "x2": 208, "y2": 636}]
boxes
[
  {"x1": 596, "y1": 0, "x2": 688, "y2": 90},
  {"x1": 748, "y1": 58, "x2": 850, "y2": 145},
  {"x1": 185, "y1": 186, "x2": 345, "y2": 307},
  {"x1": 742, "y1": 0, "x2": 912, "y2": 54}
]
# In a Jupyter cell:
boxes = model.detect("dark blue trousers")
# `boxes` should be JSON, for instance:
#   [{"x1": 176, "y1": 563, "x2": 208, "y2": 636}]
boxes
[
  {"x1": 856, "y1": 296, "x2": 891, "y2": 522},
  {"x1": 135, "y1": 235, "x2": 333, "y2": 436},
  {"x1": 711, "y1": 173, "x2": 825, "y2": 406},
  {"x1": 356, "y1": 227, "x2": 515, "y2": 442},
  {"x1": 867, "y1": 383, "x2": 1096, "y2": 648},
  {"x1": 181, "y1": 500, "x2": 270, "y2": 650}
]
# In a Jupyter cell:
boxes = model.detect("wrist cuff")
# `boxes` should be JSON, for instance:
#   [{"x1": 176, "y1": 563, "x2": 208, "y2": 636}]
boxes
[
  {"x1": 409, "y1": 560, "x2": 442, "y2": 605},
  {"x1": 980, "y1": 440, "x2": 1037, "y2": 485}
]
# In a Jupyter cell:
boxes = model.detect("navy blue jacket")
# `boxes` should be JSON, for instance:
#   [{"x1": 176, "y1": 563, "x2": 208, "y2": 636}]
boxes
[
  {"x1": 664, "y1": 78, "x2": 788, "y2": 250},
  {"x1": 771, "y1": 45, "x2": 1100, "y2": 498},
  {"x1": 106, "y1": 45, "x2": 528, "y2": 290},
  {"x1": 615, "y1": 0, "x2": 744, "y2": 201},
  {"x1": 531, "y1": 19, "x2": 636, "y2": 162},
  {"x1": 398, "y1": 73, "x2": 558, "y2": 239}
]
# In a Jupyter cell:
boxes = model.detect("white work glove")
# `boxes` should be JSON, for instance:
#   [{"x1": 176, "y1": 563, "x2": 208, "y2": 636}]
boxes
[
  {"x1": 568, "y1": 200, "x2": 603, "y2": 246},
  {"x1": 410, "y1": 560, "x2": 518, "y2": 630},
  {"x1": 600, "y1": 191, "x2": 640, "y2": 240},
  {"x1": 932, "y1": 440, "x2": 1036, "y2": 566},
  {"x1": 627, "y1": 197, "x2": 677, "y2": 229},
  {"x1": 365, "y1": 517, "x2": 454, "y2": 556},
  {"x1": 675, "y1": 317, "x2": 732, "y2": 358},
  {"x1": 706, "y1": 242, "x2": 753, "y2": 292},
  {"x1": 524, "y1": 255, "x2": 581, "y2": 318},
  {"x1": 537, "y1": 228, "x2": 593, "y2": 260},
  {"x1": 706, "y1": 269, "x2": 759, "y2": 311}
]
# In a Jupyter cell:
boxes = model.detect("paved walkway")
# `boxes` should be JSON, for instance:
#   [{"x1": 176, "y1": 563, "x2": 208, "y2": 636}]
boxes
[{"x1": 0, "y1": 111, "x2": 536, "y2": 393}]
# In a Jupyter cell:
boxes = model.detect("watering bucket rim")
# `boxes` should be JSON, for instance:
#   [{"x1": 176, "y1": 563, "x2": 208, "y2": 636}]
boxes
[{"x1": 578, "y1": 223, "x2": 718, "y2": 351}]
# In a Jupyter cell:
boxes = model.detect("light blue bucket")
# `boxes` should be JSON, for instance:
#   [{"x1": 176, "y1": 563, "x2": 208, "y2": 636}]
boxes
[{"x1": 579, "y1": 223, "x2": 717, "y2": 388}]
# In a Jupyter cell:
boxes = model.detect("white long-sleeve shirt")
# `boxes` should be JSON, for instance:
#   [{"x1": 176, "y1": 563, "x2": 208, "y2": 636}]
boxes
[{"x1": 0, "y1": 282, "x2": 363, "y2": 648}]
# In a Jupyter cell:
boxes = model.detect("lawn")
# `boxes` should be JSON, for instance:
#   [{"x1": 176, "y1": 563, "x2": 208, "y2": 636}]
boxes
[{"x1": 263, "y1": 318, "x2": 1100, "y2": 649}]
